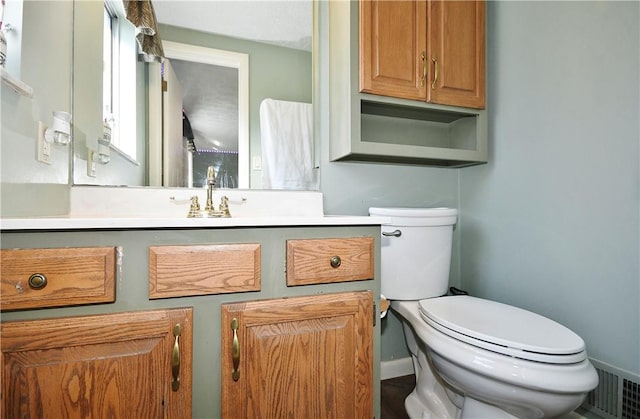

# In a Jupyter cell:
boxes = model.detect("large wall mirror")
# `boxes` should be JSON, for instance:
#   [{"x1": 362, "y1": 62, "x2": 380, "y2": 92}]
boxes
[{"x1": 72, "y1": 0, "x2": 315, "y2": 190}]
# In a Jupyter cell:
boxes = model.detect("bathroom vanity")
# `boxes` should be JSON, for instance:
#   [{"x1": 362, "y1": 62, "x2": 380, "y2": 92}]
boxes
[{"x1": 0, "y1": 211, "x2": 382, "y2": 418}]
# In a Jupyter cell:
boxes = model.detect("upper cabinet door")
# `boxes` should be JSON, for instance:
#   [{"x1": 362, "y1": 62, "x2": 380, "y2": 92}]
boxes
[
  {"x1": 359, "y1": 0, "x2": 485, "y2": 109},
  {"x1": 428, "y1": 0, "x2": 486, "y2": 109},
  {"x1": 360, "y1": 0, "x2": 428, "y2": 101}
]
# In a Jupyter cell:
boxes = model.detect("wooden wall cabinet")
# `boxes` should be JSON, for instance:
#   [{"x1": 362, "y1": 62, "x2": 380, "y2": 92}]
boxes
[
  {"x1": 221, "y1": 291, "x2": 373, "y2": 419},
  {"x1": 1, "y1": 308, "x2": 193, "y2": 418},
  {"x1": 360, "y1": 0, "x2": 485, "y2": 109},
  {"x1": 327, "y1": 0, "x2": 488, "y2": 167}
]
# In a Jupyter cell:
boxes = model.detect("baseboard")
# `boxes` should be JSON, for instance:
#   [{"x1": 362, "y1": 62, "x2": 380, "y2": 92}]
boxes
[{"x1": 381, "y1": 357, "x2": 414, "y2": 380}]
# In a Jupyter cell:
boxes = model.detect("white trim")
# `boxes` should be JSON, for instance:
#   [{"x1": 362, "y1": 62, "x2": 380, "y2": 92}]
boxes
[
  {"x1": 109, "y1": 143, "x2": 140, "y2": 165},
  {"x1": 148, "y1": 62, "x2": 163, "y2": 186},
  {"x1": 0, "y1": 68, "x2": 33, "y2": 97},
  {"x1": 381, "y1": 357, "x2": 414, "y2": 380},
  {"x1": 161, "y1": 40, "x2": 250, "y2": 189}
]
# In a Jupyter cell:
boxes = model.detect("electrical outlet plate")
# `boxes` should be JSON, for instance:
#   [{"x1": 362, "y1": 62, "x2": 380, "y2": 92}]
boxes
[
  {"x1": 87, "y1": 150, "x2": 97, "y2": 177},
  {"x1": 252, "y1": 156, "x2": 262, "y2": 170},
  {"x1": 37, "y1": 121, "x2": 52, "y2": 164}
]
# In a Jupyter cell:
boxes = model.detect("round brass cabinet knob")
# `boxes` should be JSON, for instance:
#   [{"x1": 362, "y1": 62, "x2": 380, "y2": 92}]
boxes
[
  {"x1": 330, "y1": 256, "x2": 342, "y2": 268},
  {"x1": 28, "y1": 273, "x2": 48, "y2": 290}
]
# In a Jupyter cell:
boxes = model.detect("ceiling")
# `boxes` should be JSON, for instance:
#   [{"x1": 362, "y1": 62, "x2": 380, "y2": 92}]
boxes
[{"x1": 153, "y1": 0, "x2": 312, "y2": 51}]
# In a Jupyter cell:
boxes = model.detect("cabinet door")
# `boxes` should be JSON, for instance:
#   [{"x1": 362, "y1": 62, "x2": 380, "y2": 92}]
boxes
[
  {"x1": 360, "y1": 0, "x2": 427, "y2": 100},
  {"x1": 359, "y1": 0, "x2": 485, "y2": 109},
  {"x1": 1, "y1": 308, "x2": 192, "y2": 418},
  {"x1": 221, "y1": 291, "x2": 373, "y2": 419},
  {"x1": 428, "y1": 0, "x2": 485, "y2": 109}
]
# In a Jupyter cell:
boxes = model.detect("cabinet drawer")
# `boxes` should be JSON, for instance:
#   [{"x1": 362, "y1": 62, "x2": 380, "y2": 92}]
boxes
[
  {"x1": 286, "y1": 237, "x2": 374, "y2": 285},
  {"x1": 149, "y1": 244, "x2": 261, "y2": 299},
  {"x1": 0, "y1": 247, "x2": 116, "y2": 311}
]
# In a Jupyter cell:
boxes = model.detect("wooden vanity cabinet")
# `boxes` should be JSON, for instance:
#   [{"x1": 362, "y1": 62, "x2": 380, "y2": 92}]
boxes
[
  {"x1": 221, "y1": 291, "x2": 373, "y2": 419},
  {"x1": 1, "y1": 308, "x2": 193, "y2": 418},
  {"x1": 360, "y1": 0, "x2": 485, "y2": 109},
  {"x1": 0, "y1": 226, "x2": 381, "y2": 418}
]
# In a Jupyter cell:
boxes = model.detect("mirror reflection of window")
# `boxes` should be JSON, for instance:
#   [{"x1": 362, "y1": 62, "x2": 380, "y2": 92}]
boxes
[
  {"x1": 102, "y1": 0, "x2": 138, "y2": 162},
  {"x1": 103, "y1": 6, "x2": 113, "y2": 124}
]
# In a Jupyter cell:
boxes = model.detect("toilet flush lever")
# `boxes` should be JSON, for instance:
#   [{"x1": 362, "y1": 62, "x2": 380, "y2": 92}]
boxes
[{"x1": 382, "y1": 230, "x2": 402, "y2": 237}]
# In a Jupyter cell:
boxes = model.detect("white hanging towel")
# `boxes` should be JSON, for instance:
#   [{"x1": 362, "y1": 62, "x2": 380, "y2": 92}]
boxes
[{"x1": 260, "y1": 98, "x2": 318, "y2": 190}]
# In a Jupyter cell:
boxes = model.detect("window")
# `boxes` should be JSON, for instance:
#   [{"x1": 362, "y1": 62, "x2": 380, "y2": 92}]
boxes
[
  {"x1": 102, "y1": 2, "x2": 137, "y2": 162},
  {"x1": 103, "y1": 5, "x2": 114, "y2": 127}
]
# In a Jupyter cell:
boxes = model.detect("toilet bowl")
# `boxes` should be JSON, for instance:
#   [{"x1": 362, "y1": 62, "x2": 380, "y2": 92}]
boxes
[
  {"x1": 369, "y1": 207, "x2": 599, "y2": 419},
  {"x1": 393, "y1": 298, "x2": 598, "y2": 418}
]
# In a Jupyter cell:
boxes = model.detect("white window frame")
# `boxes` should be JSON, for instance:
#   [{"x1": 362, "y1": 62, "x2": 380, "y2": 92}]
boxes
[{"x1": 103, "y1": 0, "x2": 138, "y2": 163}]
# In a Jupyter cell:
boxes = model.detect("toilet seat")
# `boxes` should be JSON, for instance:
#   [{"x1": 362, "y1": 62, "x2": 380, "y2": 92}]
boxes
[{"x1": 419, "y1": 296, "x2": 587, "y2": 364}]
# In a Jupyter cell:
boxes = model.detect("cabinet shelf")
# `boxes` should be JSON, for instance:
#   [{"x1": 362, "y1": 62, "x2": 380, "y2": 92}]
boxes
[
  {"x1": 361, "y1": 96, "x2": 476, "y2": 124},
  {"x1": 1, "y1": 68, "x2": 34, "y2": 97}
]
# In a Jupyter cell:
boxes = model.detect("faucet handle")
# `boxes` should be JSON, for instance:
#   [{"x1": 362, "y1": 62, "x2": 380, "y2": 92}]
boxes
[
  {"x1": 218, "y1": 196, "x2": 231, "y2": 218},
  {"x1": 187, "y1": 196, "x2": 202, "y2": 218}
]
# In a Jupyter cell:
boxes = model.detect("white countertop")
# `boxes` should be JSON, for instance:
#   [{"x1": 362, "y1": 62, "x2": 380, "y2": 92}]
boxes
[
  {"x1": 0, "y1": 215, "x2": 386, "y2": 230},
  {"x1": 1, "y1": 188, "x2": 389, "y2": 230}
]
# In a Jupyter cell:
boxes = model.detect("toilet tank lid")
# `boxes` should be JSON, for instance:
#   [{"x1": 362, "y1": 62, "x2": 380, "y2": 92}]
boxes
[{"x1": 369, "y1": 207, "x2": 457, "y2": 226}]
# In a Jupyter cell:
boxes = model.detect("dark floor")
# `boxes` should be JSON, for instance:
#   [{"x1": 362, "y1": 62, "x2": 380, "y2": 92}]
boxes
[{"x1": 381, "y1": 374, "x2": 415, "y2": 419}]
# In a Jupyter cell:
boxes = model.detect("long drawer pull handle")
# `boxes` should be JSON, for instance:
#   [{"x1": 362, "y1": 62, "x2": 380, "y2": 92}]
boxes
[
  {"x1": 171, "y1": 324, "x2": 181, "y2": 391},
  {"x1": 431, "y1": 57, "x2": 439, "y2": 90},
  {"x1": 382, "y1": 230, "x2": 402, "y2": 238},
  {"x1": 420, "y1": 51, "x2": 427, "y2": 88},
  {"x1": 28, "y1": 273, "x2": 48, "y2": 289},
  {"x1": 231, "y1": 318, "x2": 240, "y2": 381}
]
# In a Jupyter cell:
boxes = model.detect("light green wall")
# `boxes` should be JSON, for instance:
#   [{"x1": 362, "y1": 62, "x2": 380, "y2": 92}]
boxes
[
  {"x1": 158, "y1": 24, "x2": 312, "y2": 189},
  {"x1": 460, "y1": 1, "x2": 639, "y2": 376},
  {"x1": 1, "y1": 1, "x2": 72, "y2": 183},
  {"x1": 1, "y1": 1, "x2": 73, "y2": 217}
]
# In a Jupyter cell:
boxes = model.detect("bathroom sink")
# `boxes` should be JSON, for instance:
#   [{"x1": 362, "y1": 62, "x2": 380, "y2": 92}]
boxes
[{"x1": 69, "y1": 186, "x2": 324, "y2": 218}]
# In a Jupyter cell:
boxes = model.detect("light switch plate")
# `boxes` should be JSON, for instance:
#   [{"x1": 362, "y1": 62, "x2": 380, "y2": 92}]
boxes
[
  {"x1": 252, "y1": 156, "x2": 262, "y2": 170},
  {"x1": 37, "y1": 121, "x2": 52, "y2": 164}
]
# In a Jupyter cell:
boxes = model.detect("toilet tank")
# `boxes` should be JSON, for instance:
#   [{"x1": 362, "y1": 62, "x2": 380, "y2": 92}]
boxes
[{"x1": 369, "y1": 207, "x2": 457, "y2": 300}]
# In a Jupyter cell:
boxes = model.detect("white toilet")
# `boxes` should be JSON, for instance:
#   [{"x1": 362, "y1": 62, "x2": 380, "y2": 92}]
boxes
[{"x1": 369, "y1": 207, "x2": 598, "y2": 419}]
